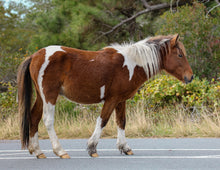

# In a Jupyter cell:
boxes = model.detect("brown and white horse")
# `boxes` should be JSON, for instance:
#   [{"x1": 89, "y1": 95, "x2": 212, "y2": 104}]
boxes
[{"x1": 17, "y1": 34, "x2": 193, "y2": 159}]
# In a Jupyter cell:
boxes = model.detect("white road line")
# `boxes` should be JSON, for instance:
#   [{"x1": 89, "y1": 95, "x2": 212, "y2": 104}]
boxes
[
  {"x1": 0, "y1": 152, "x2": 29, "y2": 156},
  {"x1": 1, "y1": 155, "x2": 220, "y2": 160},
  {"x1": 1, "y1": 148, "x2": 220, "y2": 153},
  {"x1": 1, "y1": 148, "x2": 220, "y2": 159}
]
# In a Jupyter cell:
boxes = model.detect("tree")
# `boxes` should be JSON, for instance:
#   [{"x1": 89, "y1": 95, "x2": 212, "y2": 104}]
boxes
[
  {"x1": 0, "y1": 1, "x2": 32, "y2": 52},
  {"x1": 26, "y1": 0, "x2": 103, "y2": 51},
  {"x1": 0, "y1": 1, "x2": 33, "y2": 83},
  {"x1": 26, "y1": 0, "x2": 193, "y2": 51},
  {"x1": 93, "y1": 0, "x2": 192, "y2": 42}
]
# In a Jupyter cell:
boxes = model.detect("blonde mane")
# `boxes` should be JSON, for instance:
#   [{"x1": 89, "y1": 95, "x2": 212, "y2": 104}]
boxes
[{"x1": 109, "y1": 38, "x2": 162, "y2": 80}]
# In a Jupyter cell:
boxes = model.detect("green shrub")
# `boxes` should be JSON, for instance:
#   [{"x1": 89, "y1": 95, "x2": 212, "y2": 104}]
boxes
[
  {"x1": 0, "y1": 82, "x2": 18, "y2": 119},
  {"x1": 134, "y1": 74, "x2": 220, "y2": 108}
]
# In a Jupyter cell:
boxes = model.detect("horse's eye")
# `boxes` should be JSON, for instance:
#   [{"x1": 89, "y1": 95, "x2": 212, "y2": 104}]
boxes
[{"x1": 178, "y1": 54, "x2": 183, "y2": 58}]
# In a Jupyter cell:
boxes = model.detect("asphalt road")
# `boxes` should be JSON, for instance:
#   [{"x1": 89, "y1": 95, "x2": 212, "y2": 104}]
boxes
[{"x1": 1, "y1": 138, "x2": 220, "y2": 170}]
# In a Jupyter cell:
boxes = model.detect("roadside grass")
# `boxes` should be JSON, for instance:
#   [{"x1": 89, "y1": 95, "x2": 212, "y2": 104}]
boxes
[{"x1": 1, "y1": 96, "x2": 220, "y2": 140}]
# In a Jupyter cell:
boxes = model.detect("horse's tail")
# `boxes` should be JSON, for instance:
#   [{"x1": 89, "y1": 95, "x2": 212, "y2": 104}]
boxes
[{"x1": 17, "y1": 57, "x2": 33, "y2": 149}]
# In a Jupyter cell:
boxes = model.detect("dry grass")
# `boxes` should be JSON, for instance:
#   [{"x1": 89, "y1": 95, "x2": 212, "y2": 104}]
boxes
[
  {"x1": 1, "y1": 100, "x2": 220, "y2": 140},
  {"x1": 0, "y1": 115, "x2": 20, "y2": 140}
]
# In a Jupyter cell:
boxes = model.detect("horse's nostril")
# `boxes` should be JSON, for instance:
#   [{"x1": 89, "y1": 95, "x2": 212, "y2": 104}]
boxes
[
  {"x1": 184, "y1": 75, "x2": 194, "y2": 84},
  {"x1": 184, "y1": 76, "x2": 187, "y2": 83}
]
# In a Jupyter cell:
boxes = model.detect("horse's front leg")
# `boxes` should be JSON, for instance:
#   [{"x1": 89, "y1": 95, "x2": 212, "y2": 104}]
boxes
[
  {"x1": 115, "y1": 101, "x2": 133, "y2": 155},
  {"x1": 87, "y1": 99, "x2": 117, "y2": 157}
]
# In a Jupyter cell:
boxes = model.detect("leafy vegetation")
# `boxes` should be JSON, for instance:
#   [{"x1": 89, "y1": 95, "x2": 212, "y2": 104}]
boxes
[
  {"x1": 134, "y1": 74, "x2": 220, "y2": 108},
  {"x1": 0, "y1": 82, "x2": 18, "y2": 120}
]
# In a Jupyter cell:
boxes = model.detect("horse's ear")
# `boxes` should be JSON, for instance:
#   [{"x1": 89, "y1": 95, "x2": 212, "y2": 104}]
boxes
[{"x1": 170, "y1": 34, "x2": 180, "y2": 47}]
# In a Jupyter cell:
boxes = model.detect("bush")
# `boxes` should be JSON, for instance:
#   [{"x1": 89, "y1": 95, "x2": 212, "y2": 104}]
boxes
[
  {"x1": 0, "y1": 82, "x2": 18, "y2": 120},
  {"x1": 134, "y1": 74, "x2": 220, "y2": 108}
]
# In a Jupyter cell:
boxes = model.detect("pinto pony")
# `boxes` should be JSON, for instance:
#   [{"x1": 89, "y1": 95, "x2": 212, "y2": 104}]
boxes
[{"x1": 17, "y1": 34, "x2": 193, "y2": 159}]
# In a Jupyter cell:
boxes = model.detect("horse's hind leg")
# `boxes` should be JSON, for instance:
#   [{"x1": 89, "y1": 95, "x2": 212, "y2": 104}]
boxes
[
  {"x1": 115, "y1": 101, "x2": 133, "y2": 155},
  {"x1": 42, "y1": 100, "x2": 70, "y2": 159},
  {"x1": 29, "y1": 92, "x2": 46, "y2": 158}
]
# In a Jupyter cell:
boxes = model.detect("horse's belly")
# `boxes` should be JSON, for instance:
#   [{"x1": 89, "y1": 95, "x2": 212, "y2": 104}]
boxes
[
  {"x1": 65, "y1": 94, "x2": 102, "y2": 104},
  {"x1": 60, "y1": 86, "x2": 103, "y2": 104}
]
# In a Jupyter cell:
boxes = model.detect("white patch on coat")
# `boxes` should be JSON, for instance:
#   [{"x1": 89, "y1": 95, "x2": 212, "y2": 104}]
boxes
[
  {"x1": 38, "y1": 45, "x2": 65, "y2": 103},
  {"x1": 109, "y1": 39, "x2": 160, "y2": 80},
  {"x1": 29, "y1": 132, "x2": 42, "y2": 156},
  {"x1": 100, "y1": 85, "x2": 105, "y2": 100},
  {"x1": 88, "y1": 116, "x2": 103, "y2": 146},
  {"x1": 117, "y1": 127, "x2": 130, "y2": 150},
  {"x1": 43, "y1": 102, "x2": 66, "y2": 156},
  {"x1": 90, "y1": 59, "x2": 95, "y2": 62}
]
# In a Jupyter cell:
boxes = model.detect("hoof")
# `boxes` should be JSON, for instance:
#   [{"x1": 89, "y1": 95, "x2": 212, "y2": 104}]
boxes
[
  {"x1": 37, "y1": 153, "x2": 47, "y2": 159},
  {"x1": 91, "y1": 153, "x2": 99, "y2": 157},
  {"x1": 87, "y1": 142, "x2": 98, "y2": 157},
  {"x1": 125, "y1": 150, "x2": 134, "y2": 155},
  {"x1": 60, "y1": 153, "x2": 70, "y2": 159}
]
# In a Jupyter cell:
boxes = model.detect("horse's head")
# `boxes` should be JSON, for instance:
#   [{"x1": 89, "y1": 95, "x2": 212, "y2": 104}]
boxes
[{"x1": 160, "y1": 34, "x2": 193, "y2": 84}]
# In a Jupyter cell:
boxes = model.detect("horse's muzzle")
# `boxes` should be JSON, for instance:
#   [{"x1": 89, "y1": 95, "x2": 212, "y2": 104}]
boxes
[{"x1": 184, "y1": 75, "x2": 194, "y2": 84}]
